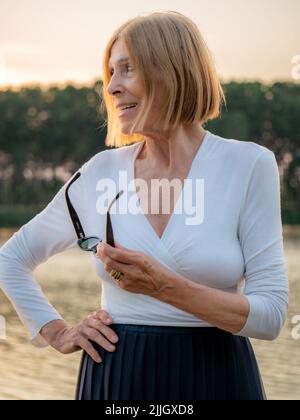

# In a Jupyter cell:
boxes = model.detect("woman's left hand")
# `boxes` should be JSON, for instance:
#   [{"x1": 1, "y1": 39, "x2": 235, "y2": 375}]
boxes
[{"x1": 96, "y1": 242, "x2": 169, "y2": 297}]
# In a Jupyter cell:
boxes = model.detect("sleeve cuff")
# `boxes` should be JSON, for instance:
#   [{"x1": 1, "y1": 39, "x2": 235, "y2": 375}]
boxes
[{"x1": 233, "y1": 295, "x2": 282, "y2": 341}]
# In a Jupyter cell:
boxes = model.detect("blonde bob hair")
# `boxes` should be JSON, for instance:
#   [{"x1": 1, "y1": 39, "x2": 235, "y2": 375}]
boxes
[{"x1": 100, "y1": 11, "x2": 225, "y2": 148}]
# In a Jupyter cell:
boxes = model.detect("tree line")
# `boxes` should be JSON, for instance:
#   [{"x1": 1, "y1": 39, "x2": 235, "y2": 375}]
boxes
[{"x1": 0, "y1": 80, "x2": 299, "y2": 226}]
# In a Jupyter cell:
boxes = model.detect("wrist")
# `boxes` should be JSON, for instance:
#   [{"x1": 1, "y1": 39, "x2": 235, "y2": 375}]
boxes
[
  {"x1": 40, "y1": 319, "x2": 69, "y2": 346},
  {"x1": 157, "y1": 269, "x2": 193, "y2": 302},
  {"x1": 152, "y1": 266, "x2": 185, "y2": 299}
]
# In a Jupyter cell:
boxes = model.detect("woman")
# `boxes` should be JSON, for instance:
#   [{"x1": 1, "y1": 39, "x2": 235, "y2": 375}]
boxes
[{"x1": 0, "y1": 11, "x2": 288, "y2": 400}]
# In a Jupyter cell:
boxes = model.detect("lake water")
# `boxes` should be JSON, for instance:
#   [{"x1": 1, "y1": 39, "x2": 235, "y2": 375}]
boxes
[{"x1": 0, "y1": 229, "x2": 299, "y2": 400}]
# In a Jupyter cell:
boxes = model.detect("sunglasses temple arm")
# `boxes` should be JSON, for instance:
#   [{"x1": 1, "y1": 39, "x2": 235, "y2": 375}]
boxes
[
  {"x1": 106, "y1": 190, "x2": 124, "y2": 247},
  {"x1": 65, "y1": 171, "x2": 86, "y2": 240},
  {"x1": 106, "y1": 211, "x2": 115, "y2": 247}
]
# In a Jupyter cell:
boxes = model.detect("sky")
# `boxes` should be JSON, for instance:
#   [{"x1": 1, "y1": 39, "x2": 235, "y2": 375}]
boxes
[{"x1": 0, "y1": 0, "x2": 299, "y2": 89}]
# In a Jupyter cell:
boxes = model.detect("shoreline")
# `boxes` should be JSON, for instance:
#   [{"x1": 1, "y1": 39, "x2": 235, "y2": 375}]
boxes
[{"x1": 1, "y1": 225, "x2": 300, "y2": 242}]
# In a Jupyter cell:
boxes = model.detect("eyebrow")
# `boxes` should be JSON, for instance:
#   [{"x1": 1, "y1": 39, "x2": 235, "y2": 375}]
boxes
[{"x1": 108, "y1": 57, "x2": 130, "y2": 68}]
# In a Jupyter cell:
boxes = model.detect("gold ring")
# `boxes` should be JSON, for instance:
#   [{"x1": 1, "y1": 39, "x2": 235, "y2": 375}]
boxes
[{"x1": 110, "y1": 270, "x2": 123, "y2": 281}]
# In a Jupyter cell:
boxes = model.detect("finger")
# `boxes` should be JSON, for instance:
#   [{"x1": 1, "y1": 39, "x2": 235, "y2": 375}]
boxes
[
  {"x1": 98, "y1": 251, "x2": 132, "y2": 274},
  {"x1": 88, "y1": 318, "x2": 119, "y2": 343},
  {"x1": 104, "y1": 259, "x2": 131, "y2": 276},
  {"x1": 114, "y1": 241, "x2": 130, "y2": 250},
  {"x1": 83, "y1": 326, "x2": 117, "y2": 352},
  {"x1": 102, "y1": 243, "x2": 140, "y2": 265},
  {"x1": 94, "y1": 310, "x2": 113, "y2": 324},
  {"x1": 77, "y1": 337, "x2": 102, "y2": 363}
]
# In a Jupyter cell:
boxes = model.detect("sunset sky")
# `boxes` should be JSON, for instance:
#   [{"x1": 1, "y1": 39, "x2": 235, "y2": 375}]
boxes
[{"x1": 0, "y1": 0, "x2": 299, "y2": 89}]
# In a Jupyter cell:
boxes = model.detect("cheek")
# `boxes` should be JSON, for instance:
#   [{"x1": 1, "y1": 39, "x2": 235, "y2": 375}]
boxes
[{"x1": 128, "y1": 76, "x2": 144, "y2": 97}]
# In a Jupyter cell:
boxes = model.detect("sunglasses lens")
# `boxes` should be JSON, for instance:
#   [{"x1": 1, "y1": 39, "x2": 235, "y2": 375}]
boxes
[{"x1": 78, "y1": 237, "x2": 102, "y2": 252}]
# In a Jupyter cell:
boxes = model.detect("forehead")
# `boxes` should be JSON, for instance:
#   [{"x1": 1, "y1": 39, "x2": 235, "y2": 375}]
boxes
[{"x1": 108, "y1": 38, "x2": 131, "y2": 67}]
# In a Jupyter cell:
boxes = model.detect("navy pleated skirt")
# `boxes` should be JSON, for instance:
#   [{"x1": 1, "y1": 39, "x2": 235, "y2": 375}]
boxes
[{"x1": 75, "y1": 324, "x2": 266, "y2": 400}]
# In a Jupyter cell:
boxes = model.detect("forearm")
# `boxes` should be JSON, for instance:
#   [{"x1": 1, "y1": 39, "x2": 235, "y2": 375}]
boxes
[{"x1": 156, "y1": 270, "x2": 249, "y2": 334}]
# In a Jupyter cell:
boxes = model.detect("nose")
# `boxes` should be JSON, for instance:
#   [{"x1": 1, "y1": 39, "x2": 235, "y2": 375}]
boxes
[{"x1": 107, "y1": 72, "x2": 125, "y2": 97}]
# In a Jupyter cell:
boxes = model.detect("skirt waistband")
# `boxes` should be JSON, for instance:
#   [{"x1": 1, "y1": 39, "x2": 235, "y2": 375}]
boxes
[{"x1": 110, "y1": 323, "x2": 228, "y2": 335}]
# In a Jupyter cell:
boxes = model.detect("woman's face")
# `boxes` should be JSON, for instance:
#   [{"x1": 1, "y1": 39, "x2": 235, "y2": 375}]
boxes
[{"x1": 107, "y1": 37, "x2": 164, "y2": 135}]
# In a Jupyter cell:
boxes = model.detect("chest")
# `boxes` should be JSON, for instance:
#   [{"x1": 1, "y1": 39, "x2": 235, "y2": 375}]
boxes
[{"x1": 134, "y1": 163, "x2": 187, "y2": 240}]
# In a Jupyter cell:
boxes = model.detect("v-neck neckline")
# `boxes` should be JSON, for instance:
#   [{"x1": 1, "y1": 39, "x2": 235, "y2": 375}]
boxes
[{"x1": 129, "y1": 129, "x2": 211, "y2": 242}]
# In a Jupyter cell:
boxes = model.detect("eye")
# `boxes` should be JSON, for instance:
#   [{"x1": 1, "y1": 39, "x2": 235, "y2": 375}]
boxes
[
  {"x1": 109, "y1": 64, "x2": 133, "y2": 77},
  {"x1": 121, "y1": 64, "x2": 133, "y2": 74},
  {"x1": 125, "y1": 64, "x2": 133, "y2": 72}
]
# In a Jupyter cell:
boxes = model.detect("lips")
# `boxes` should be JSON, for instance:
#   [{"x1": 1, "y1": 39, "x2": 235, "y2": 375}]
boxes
[
  {"x1": 117, "y1": 103, "x2": 138, "y2": 110},
  {"x1": 118, "y1": 103, "x2": 138, "y2": 118},
  {"x1": 122, "y1": 103, "x2": 137, "y2": 110}
]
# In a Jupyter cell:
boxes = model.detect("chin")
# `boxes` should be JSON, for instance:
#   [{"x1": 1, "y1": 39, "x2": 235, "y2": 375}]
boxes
[{"x1": 119, "y1": 119, "x2": 146, "y2": 136}]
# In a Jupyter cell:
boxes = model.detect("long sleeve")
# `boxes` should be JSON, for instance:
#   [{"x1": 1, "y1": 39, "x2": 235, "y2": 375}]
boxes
[
  {"x1": 0, "y1": 164, "x2": 88, "y2": 347},
  {"x1": 234, "y1": 149, "x2": 289, "y2": 340}
]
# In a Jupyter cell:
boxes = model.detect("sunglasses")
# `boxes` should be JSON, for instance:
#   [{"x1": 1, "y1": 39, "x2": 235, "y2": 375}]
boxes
[{"x1": 65, "y1": 171, "x2": 124, "y2": 252}]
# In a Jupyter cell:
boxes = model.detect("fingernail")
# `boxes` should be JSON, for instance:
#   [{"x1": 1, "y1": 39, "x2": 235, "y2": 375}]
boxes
[
  {"x1": 105, "y1": 317, "x2": 112, "y2": 323},
  {"x1": 111, "y1": 335, "x2": 118, "y2": 342}
]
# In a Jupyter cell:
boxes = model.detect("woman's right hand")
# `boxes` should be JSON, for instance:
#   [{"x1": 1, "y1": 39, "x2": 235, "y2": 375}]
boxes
[{"x1": 40, "y1": 310, "x2": 119, "y2": 363}]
